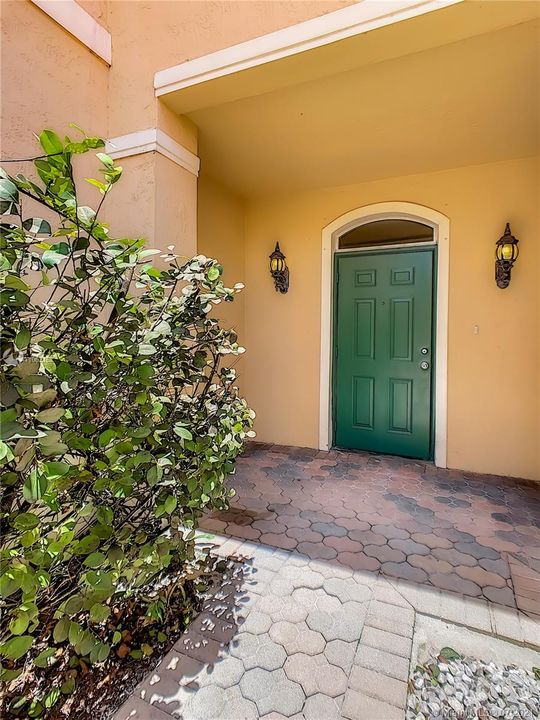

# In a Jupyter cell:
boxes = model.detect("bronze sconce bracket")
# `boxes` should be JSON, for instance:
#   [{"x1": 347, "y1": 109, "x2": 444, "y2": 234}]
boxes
[
  {"x1": 273, "y1": 266, "x2": 289, "y2": 293},
  {"x1": 495, "y1": 259, "x2": 513, "y2": 289}
]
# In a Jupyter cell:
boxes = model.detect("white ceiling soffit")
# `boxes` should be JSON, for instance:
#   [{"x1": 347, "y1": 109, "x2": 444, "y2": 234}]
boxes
[
  {"x1": 185, "y1": 17, "x2": 539, "y2": 197},
  {"x1": 154, "y1": 0, "x2": 463, "y2": 99}
]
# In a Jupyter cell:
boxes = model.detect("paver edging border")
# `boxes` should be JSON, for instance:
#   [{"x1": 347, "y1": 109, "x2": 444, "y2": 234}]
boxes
[{"x1": 384, "y1": 576, "x2": 540, "y2": 652}]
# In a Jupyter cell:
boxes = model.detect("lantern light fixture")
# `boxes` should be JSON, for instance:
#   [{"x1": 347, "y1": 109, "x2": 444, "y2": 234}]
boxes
[
  {"x1": 495, "y1": 223, "x2": 519, "y2": 289},
  {"x1": 269, "y1": 242, "x2": 289, "y2": 293}
]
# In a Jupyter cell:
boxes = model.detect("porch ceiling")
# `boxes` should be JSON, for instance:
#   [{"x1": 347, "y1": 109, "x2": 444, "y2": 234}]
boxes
[{"x1": 180, "y1": 4, "x2": 539, "y2": 199}]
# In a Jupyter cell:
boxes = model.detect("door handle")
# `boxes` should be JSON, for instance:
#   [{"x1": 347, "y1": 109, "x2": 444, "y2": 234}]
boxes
[{"x1": 420, "y1": 361, "x2": 430, "y2": 370}]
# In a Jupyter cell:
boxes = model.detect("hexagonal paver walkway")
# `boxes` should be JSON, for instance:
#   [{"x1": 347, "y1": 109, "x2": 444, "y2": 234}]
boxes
[{"x1": 114, "y1": 444, "x2": 540, "y2": 719}]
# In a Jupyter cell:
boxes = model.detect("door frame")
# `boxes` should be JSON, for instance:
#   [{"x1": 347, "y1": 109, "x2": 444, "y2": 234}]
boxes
[{"x1": 319, "y1": 202, "x2": 449, "y2": 467}]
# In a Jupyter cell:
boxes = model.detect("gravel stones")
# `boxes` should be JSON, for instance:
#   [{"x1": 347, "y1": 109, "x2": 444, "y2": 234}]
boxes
[{"x1": 407, "y1": 651, "x2": 540, "y2": 720}]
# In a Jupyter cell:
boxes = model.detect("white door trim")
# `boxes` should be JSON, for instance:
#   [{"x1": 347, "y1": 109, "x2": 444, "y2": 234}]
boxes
[
  {"x1": 319, "y1": 202, "x2": 449, "y2": 467},
  {"x1": 154, "y1": 0, "x2": 463, "y2": 96}
]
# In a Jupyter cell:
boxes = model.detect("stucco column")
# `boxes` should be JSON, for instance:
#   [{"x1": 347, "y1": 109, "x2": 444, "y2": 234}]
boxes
[{"x1": 154, "y1": 151, "x2": 198, "y2": 260}]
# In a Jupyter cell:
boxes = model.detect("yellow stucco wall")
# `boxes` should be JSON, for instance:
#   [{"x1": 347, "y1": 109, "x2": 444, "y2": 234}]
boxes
[
  {"x1": 0, "y1": 0, "x2": 108, "y2": 160},
  {"x1": 242, "y1": 156, "x2": 540, "y2": 480},
  {"x1": 0, "y1": 0, "x2": 111, "y2": 232},
  {"x1": 197, "y1": 174, "x2": 247, "y2": 389},
  {"x1": 107, "y1": 0, "x2": 355, "y2": 136}
]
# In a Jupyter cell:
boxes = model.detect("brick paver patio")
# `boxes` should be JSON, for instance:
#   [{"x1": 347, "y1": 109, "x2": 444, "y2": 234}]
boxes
[
  {"x1": 115, "y1": 444, "x2": 540, "y2": 719},
  {"x1": 207, "y1": 444, "x2": 540, "y2": 614}
]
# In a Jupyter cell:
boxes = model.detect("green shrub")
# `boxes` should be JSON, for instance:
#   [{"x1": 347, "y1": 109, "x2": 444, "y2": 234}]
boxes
[{"x1": 0, "y1": 128, "x2": 254, "y2": 714}]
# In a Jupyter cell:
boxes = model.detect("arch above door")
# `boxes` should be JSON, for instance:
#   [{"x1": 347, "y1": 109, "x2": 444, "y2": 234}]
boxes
[{"x1": 319, "y1": 202, "x2": 449, "y2": 467}]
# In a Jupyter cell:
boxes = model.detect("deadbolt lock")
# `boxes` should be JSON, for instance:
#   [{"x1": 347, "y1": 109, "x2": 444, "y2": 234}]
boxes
[{"x1": 420, "y1": 347, "x2": 429, "y2": 355}]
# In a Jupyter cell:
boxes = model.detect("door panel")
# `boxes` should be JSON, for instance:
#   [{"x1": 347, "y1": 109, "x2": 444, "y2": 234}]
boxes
[
  {"x1": 354, "y1": 299, "x2": 375, "y2": 358},
  {"x1": 388, "y1": 378, "x2": 413, "y2": 433},
  {"x1": 390, "y1": 298, "x2": 413, "y2": 360},
  {"x1": 353, "y1": 376, "x2": 374, "y2": 429},
  {"x1": 334, "y1": 249, "x2": 434, "y2": 459}
]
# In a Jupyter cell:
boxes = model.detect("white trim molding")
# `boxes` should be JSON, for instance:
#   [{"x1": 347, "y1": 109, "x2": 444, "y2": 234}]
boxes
[
  {"x1": 31, "y1": 0, "x2": 111, "y2": 65},
  {"x1": 105, "y1": 129, "x2": 200, "y2": 177},
  {"x1": 154, "y1": 0, "x2": 462, "y2": 96},
  {"x1": 319, "y1": 202, "x2": 450, "y2": 468}
]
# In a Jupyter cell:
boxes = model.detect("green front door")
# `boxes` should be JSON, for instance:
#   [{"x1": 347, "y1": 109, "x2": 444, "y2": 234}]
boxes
[{"x1": 333, "y1": 248, "x2": 435, "y2": 459}]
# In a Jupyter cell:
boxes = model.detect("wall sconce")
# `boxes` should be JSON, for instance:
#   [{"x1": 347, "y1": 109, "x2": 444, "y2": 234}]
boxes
[
  {"x1": 269, "y1": 242, "x2": 289, "y2": 293},
  {"x1": 495, "y1": 223, "x2": 519, "y2": 289}
]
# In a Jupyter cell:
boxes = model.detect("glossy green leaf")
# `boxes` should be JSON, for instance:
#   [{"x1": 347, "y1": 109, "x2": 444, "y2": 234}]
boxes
[
  {"x1": 4, "y1": 274, "x2": 30, "y2": 291},
  {"x1": 12, "y1": 359, "x2": 40, "y2": 378},
  {"x1": 0, "y1": 177, "x2": 18, "y2": 203},
  {"x1": 0, "y1": 288, "x2": 29, "y2": 306},
  {"x1": 13, "y1": 512, "x2": 40, "y2": 530},
  {"x1": 85, "y1": 177, "x2": 108, "y2": 193},
  {"x1": 164, "y1": 495, "x2": 177, "y2": 514},
  {"x1": 15, "y1": 326, "x2": 31, "y2": 349},
  {"x1": 44, "y1": 687, "x2": 61, "y2": 708},
  {"x1": 68, "y1": 621, "x2": 83, "y2": 646},
  {"x1": 34, "y1": 647, "x2": 56, "y2": 668},
  {"x1": 39, "y1": 129, "x2": 63, "y2": 155},
  {"x1": 83, "y1": 552, "x2": 106, "y2": 568},
  {"x1": 26, "y1": 388, "x2": 57, "y2": 408},
  {"x1": 22, "y1": 218, "x2": 52, "y2": 236},
  {"x1": 173, "y1": 425, "x2": 192, "y2": 441},
  {"x1": 439, "y1": 647, "x2": 461, "y2": 661},
  {"x1": 43, "y1": 461, "x2": 70, "y2": 477},
  {"x1": 42, "y1": 249, "x2": 68, "y2": 268},
  {"x1": 98, "y1": 429, "x2": 116, "y2": 447},
  {"x1": 96, "y1": 152, "x2": 114, "y2": 168},
  {"x1": 0, "y1": 635, "x2": 33, "y2": 660},
  {"x1": 89, "y1": 603, "x2": 110, "y2": 623},
  {"x1": 9, "y1": 612, "x2": 30, "y2": 636},
  {"x1": 36, "y1": 407, "x2": 65, "y2": 423},
  {"x1": 23, "y1": 471, "x2": 48, "y2": 501},
  {"x1": 53, "y1": 617, "x2": 70, "y2": 643},
  {"x1": 0, "y1": 381, "x2": 19, "y2": 407}
]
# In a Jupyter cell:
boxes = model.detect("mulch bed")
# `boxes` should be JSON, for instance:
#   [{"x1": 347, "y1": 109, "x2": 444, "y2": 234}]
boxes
[{"x1": 2, "y1": 555, "x2": 227, "y2": 720}]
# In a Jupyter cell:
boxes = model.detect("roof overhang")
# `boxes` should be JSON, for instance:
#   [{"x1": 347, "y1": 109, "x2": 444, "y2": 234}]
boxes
[
  {"x1": 153, "y1": 1, "x2": 539, "y2": 198},
  {"x1": 154, "y1": 0, "x2": 464, "y2": 113}
]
